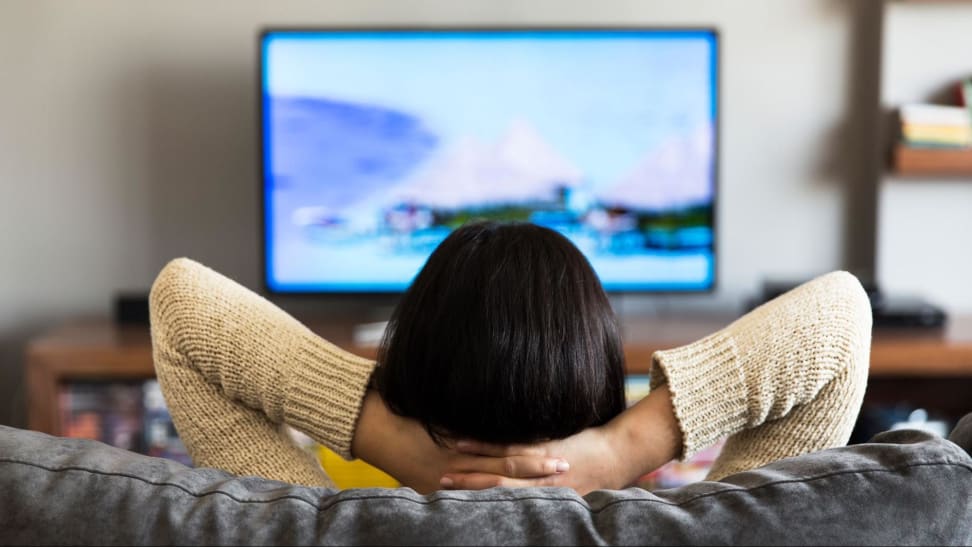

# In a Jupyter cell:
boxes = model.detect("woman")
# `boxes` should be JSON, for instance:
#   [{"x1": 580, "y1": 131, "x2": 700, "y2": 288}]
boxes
[{"x1": 149, "y1": 221, "x2": 871, "y2": 494}]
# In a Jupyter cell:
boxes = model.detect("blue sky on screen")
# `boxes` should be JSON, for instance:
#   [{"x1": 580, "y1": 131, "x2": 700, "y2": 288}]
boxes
[{"x1": 265, "y1": 30, "x2": 714, "y2": 188}]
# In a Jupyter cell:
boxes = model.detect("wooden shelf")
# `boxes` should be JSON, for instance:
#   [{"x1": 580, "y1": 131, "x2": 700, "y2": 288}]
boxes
[
  {"x1": 26, "y1": 316, "x2": 972, "y2": 434},
  {"x1": 893, "y1": 144, "x2": 972, "y2": 176}
]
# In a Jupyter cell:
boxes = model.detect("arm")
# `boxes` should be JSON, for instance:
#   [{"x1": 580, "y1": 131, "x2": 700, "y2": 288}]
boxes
[
  {"x1": 352, "y1": 389, "x2": 574, "y2": 493},
  {"x1": 444, "y1": 270, "x2": 871, "y2": 489},
  {"x1": 651, "y1": 270, "x2": 871, "y2": 479},
  {"x1": 149, "y1": 258, "x2": 375, "y2": 486},
  {"x1": 152, "y1": 258, "x2": 568, "y2": 492}
]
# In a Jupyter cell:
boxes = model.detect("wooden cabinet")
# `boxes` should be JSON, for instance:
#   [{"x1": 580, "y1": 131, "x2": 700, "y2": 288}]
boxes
[{"x1": 27, "y1": 316, "x2": 972, "y2": 436}]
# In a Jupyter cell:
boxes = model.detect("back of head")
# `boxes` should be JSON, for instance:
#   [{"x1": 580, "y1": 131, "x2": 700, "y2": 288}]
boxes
[{"x1": 373, "y1": 221, "x2": 626, "y2": 444}]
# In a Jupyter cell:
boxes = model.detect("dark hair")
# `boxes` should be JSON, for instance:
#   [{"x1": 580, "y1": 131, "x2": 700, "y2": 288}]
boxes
[{"x1": 372, "y1": 221, "x2": 626, "y2": 445}]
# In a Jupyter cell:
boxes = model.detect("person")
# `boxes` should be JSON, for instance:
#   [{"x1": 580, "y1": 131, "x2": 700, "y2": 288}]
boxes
[{"x1": 149, "y1": 221, "x2": 871, "y2": 495}]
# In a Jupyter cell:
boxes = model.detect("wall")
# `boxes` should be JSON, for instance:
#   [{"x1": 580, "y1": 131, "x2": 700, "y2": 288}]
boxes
[
  {"x1": 876, "y1": 1, "x2": 972, "y2": 313},
  {"x1": 0, "y1": 0, "x2": 880, "y2": 427}
]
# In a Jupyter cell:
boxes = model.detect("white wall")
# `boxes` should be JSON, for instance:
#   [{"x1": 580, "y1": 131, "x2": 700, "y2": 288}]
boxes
[
  {"x1": 877, "y1": 1, "x2": 972, "y2": 313},
  {"x1": 0, "y1": 0, "x2": 876, "y2": 426}
]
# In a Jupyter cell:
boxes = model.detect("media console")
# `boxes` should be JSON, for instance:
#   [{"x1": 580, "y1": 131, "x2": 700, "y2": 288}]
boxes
[{"x1": 26, "y1": 315, "x2": 972, "y2": 437}]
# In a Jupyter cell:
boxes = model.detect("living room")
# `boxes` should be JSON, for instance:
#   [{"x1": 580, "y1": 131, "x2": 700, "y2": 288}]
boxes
[{"x1": 0, "y1": 1, "x2": 970, "y2": 544}]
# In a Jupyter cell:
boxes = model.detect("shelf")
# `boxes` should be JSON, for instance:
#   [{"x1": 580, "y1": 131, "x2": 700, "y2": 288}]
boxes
[
  {"x1": 27, "y1": 316, "x2": 972, "y2": 427},
  {"x1": 892, "y1": 144, "x2": 972, "y2": 176}
]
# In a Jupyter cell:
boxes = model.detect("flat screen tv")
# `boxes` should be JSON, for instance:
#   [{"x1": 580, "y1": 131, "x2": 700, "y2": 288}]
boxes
[{"x1": 261, "y1": 27, "x2": 718, "y2": 293}]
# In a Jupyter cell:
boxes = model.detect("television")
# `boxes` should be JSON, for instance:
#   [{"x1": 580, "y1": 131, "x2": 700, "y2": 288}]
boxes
[{"x1": 261, "y1": 27, "x2": 718, "y2": 294}]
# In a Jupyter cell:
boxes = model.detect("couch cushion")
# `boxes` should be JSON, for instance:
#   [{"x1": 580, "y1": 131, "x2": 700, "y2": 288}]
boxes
[{"x1": 1, "y1": 424, "x2": 970, "y2": 546}]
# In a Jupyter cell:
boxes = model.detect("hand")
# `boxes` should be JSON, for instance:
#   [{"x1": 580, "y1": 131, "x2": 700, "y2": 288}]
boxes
[
  {"x1": 351, "y1": 391, "x2": 569, "y2": 493},
  {"x1": 440, "y1": 384, "x2": 682, "y2": 496},
  {"x1": 440, "y1": 426, "x2": 629, "y2": 496}
]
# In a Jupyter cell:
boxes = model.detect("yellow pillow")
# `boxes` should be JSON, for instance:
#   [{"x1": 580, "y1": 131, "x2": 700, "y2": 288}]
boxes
[{"x1": 316, "y1": 445, "x2": 400, "y2": 489}]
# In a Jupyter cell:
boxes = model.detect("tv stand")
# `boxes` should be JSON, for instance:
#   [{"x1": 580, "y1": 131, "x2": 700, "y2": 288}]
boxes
[{"x1": 26, "y1": 315, "x2": 972, "y2": 436}]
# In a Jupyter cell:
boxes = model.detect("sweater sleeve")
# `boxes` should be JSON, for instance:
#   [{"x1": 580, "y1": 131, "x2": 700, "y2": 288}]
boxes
[
  {"x1": 149, "y1": 258, "x2": 376, "y2": 486},
  {"x1": 648, "y1": 270, "x2": 872, "y2": 481}
]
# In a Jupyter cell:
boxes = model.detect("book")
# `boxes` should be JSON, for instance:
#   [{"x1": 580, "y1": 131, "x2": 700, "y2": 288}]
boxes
[
  {"x1": 635, "y1": 438, "x2": 726, "y2": 490},
  {"x1": 898, "y1": 99, "x2": 972, "y2": 150},
  {"x1": 900, "y1": 103, "x2": 971, "y2": 127},
  {"x1": 624, "y1": 374, "x2": 723, "y2": 490},
  {"x1": 58, "y1": 381, "x2": 144, "y2": 452},
  {"x1": 142, "y1": 380, "x2": 191, "y2": 465},
  {"x1": 901, "y1": 123, "x2": 972, "y2": 147},
  {"x1": 58, "y1": 379, "x2": 191, "y2": 466}
]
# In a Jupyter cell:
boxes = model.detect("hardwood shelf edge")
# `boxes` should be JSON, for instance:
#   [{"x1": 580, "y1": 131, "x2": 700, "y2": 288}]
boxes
[{"x1": 892, "y1": 144, "x2": 972, "y2": 177}]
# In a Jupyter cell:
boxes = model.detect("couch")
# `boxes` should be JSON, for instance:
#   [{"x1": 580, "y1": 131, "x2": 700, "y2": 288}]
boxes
[{"x1": 1, "y1": 416, "x2": 971, "y2": 546}]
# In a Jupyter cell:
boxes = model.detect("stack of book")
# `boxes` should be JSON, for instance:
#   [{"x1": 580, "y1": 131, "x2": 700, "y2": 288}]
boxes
[
  {"x1": 893, "y1": 77, "x2": 972, "y2": 175},
  {"x1": 899, "y1": 103, "x2": 972, "y2": 149},
  {"x1": 58, "y1": 379, "x2": 191, "y2": 466}
]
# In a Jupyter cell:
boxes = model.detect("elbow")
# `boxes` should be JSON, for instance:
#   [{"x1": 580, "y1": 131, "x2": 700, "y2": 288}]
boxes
[
  {"x1": 825, "y1": 270, "x2": 873, "y2": 343},
  {"x1": 821, "y1": 270, "x2": 873, "y2": 385},
  {"x1": 148, "y1": 257, "x2": 202, "y2": 351}
]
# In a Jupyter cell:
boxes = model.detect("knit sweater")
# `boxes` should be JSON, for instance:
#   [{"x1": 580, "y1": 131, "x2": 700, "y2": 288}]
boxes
[{"x1": 149, "y1": 258, "x2": 871, "y2": 488}]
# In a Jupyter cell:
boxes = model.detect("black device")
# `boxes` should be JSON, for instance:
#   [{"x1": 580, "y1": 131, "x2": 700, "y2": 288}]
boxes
[
  {"x1": 746, "y1": 279, "x2": 947, "y2": 329},
  {"x1": 114, "y1": 292, "x2": 151, "y2": 326},
  {"x1": 868, "y1": 292, "x2": 948, "y2": 328}
]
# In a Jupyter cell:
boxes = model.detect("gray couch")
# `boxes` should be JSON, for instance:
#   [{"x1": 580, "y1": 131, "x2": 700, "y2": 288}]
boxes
[{"x1": 2, "y1": 416, "x2": 971, "y2": 546}]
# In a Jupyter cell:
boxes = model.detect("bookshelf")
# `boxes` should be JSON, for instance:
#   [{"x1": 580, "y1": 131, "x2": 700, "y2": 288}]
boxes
[
  {"x1": 882, "y1": 1, "x2": 972, "y2": 178},
  {"x1": 876, "y1": 0, "x2": 972, "y2": 321}
]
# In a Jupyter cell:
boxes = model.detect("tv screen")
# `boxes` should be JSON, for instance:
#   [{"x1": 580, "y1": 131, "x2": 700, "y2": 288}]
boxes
[{"x1": 261, "y1": 28, "x2": 718, "y2": 293}]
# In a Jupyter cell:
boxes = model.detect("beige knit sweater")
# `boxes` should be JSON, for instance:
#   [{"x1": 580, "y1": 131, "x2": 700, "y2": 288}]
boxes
[{"x1": 149, "y1": 258, "x2": 871, "y2": 488}]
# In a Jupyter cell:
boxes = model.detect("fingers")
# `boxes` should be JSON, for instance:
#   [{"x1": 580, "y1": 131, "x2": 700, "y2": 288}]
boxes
[
  {"x1": 455, "y1": 439, "x2": 549, "y2": 458},
  {"x1": 440, "y1": 472, "x2": 562, "y2": 491},
  {"x1": 448, "y1": 454, "x2": 569, "y2": 478}
]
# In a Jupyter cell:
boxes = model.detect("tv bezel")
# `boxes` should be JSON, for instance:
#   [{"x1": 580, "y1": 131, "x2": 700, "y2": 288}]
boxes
[{"x1": 258, "y1": 25, "x2": 720, "y2": 296}]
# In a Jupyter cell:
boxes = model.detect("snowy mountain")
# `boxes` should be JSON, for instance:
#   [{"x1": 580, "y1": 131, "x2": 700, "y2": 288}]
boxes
[
  {"x1": 382, "y1": 119, "x2": 583, "y2": 210},
  {"x1": 598, "y1": 124, "x2": 714, "y2": 211}
]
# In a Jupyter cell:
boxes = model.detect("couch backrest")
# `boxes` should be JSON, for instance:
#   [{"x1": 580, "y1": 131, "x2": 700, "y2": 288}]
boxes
[{"x1": 1, "y1": 425, "x2": 970, "y2": 545}]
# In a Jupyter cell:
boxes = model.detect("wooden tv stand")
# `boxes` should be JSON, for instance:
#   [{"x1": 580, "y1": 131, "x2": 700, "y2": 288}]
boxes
[{"x1": 26, "y1": 315, "x2": 972, "y2": 436}]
